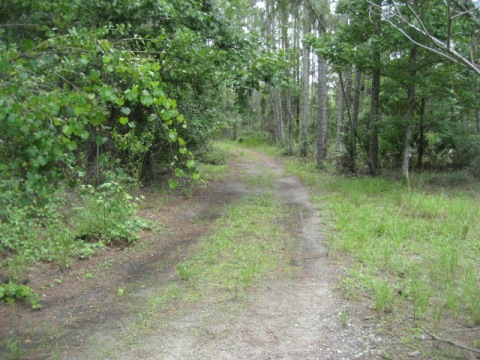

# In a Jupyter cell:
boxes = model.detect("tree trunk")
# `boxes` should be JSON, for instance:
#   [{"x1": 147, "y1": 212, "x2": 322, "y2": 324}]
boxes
[
  {"x1": 281, "y1": 4, "x2": 294, "y2": 154},
  {"x1": 417, "y1": 98, "x2": 426, "y2": 169},
  {"x1": 299, "y1": 8, "x2": 311, "y2": 157},
  {"x1": 335, "y1": 75, "x2": 343, "y2": 152},
  {"x1": 368, "y1": 1, "x2": 381, "y2": 176},
  {"x1": 351, "y1": 69, "x2": 362, "y2": 173},
  {"x1": 368, "y1": 60, "x2": 380, "y2": 176},
  {"x1": 286, "y1": 89, "x2": 294, "y2": 154},
  {"x1": 316, "y1": 55, "x2": 328, "y2": 166},
  {"x1": 273, "y1": 87, "x2": 284, "y2": 145},
  {"x1": 402, "y1": 46, "x2": 418, "y2": 179},
  {"x1": 472, "y1": 24, "x2": 480, "y2": 132}
]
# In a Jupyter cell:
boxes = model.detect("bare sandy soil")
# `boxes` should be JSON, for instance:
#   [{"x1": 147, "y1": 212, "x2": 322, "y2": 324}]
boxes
[{"x1": 1, "y1": 147, "x2": 450, "y2": 359}]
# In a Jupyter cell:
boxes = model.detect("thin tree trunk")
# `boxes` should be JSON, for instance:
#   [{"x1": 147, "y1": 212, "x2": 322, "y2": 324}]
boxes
[
  {"x1": 477, "y1": 94, "x2": 480, "y2": 134},
  {"x1": 316, "y1": 55, "x2": 328, "y2": 166},
  {"x1": 299, "y1": 8, "x2": 311, "y2": 157},
  {"x1": 351, "y1": 69, "x2": 362, "y2": 173},
  {"x1": 472, "y1": 25, "x2": 480, "y2": 132},
  {"x1": 368, "y1": 0, "x2": 381, "y2": 176},
  {"x1": 281, "y1": 3, "x2": 294, "y2": 154},
  {"x1": 417, "y1": 98, "x2": 426, "y2": 169},
  {"x1": 335, "y1": 76, "x2": 343, "y2": 152},
  {"x1": 368, "y1": 60, "x2": 380, "y2": 176},
  {"x1": 402, "y1": 45, "x2": 418, "y2": 179},
  {"x1": 273, "y1": 87, "x2": 284, "y2": 145},
  {"x1": 286, "y1": 89, "x2": 294, "y2": 153}
]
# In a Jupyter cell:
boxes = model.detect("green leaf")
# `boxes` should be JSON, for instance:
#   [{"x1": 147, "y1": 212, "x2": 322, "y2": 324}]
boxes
[
  {"x1": 162, "y1": 110, "x2": 173, "y2": 121},
  {"x1": 74, "y1": 106, "x2": 85, "y2": 116},
  {"x1": 168, "y1": 178, "x2": 178, "y2": 189},
  {"x1": 66, "y1": 141, "x2": 77, "y2": 151},
  {"x1": 119, "y1": 117, "x2": 129, "y2": 125},
  {"x1": 22, "y1": 39, "x2": 35, "y2": 52},
  {"x1": 153, "y1": 88, "x2": 165, "y2": 98},
  {"x1": 120, "y1": 107, "x2": 131, "y2": 115},
  {"x1": 0, "y1": 60, "x2": 11, "y2": 73},
  {"x1": 186, "y1": 160, "x2": 195, "y2": 169},
  {"x1": 125, "y1": 89, "x2": 138, "y2": 102},
  {"x1": 16, "y1": 286, "x2": 28, "y2": 299},
  {"x1": 99, "y1": 86, "x2": 117, "y2": 103},
  {"x1": 192, "y1": 172, "x2": 201, "y2": 180},
  {"x1": 140, "y1": 93, "x2": 154, "y2": 106},
  {"x1": 168, "y1": 129, "x2": 177, "y2": 142},
  {"x1": 95, "y1": 136, "x2": 108, "y2": 146},
  {"x1": 175, "y1": 168, "x2": 185, "y2": 177},
  {"x1": 80, "y1": 131, "x2": 90, "y2": 140},
  {"x1": 102, "y1": 55, "x2": 112, "y2": 64},
  {"x1": 178, "y1": 137, "x2": 186, "y2": 146},
  {"x1": 5, "y1": 284, "x2": 16, "y2": 297},
  {"x1": 62, "y1": 124, "x2": 74, "y2": 136}
]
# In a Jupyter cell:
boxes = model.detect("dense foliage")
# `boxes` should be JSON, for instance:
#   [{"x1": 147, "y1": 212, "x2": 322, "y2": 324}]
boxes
[
  {"x1": 231, "y1": 0, "x2": 479, "y2": 177},
  {"x1": 0, "y1": 0, "x2": 261, "y2": 295}
]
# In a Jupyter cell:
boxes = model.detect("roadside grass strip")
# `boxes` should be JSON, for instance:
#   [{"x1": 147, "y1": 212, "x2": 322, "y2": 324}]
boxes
[
  {"x1": 176, "y1": 193, "x2": 294, "y2": 299},
  {"x1": 285, "y1": 160, "x2": 480, "y2": 326}
]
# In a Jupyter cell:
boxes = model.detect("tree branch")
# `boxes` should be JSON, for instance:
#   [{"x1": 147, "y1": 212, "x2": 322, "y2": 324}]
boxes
[
  {"x1": 366, "y1": 0, "x2": 480, "y2": 76},
  {"x1": 421, "y1": 327, "x2": 480, "y2": 355}
]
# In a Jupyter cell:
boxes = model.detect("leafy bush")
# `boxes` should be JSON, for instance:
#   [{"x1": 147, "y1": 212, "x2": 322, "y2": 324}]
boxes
[
  {"x1": 196, "y1": 144, "x2": 229, "y2": 165},
  {"x1": 75, "y1": 177, "x2": 146, "y2": 244},
  {"x1": 0, "y1": 179, "x2": 64, "y2": 261},
  {"x1": 0, "y1": 174, "x2": 146, "y2": 267},
  {"x1": 0, "y1": 282, "x2": 42, "y2": 310}
]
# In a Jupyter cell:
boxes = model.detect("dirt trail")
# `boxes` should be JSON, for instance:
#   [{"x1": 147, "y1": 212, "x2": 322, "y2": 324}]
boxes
[
  {"x1": 91, "y1": 149, "x2": 384, "y2": 359},
  {"x1": 1, "y1": 147, "x2": 387, "y2": 359}
]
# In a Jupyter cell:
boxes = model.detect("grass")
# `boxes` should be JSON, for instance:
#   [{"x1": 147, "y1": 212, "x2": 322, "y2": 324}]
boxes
[
  {"x1": 285, "y1": 159, "x2": 480, "y2": 326},
  {"x1": 176, "y1": 192, "x2": 294, "y2": 299},
  {"x1": 198, "y1": 163, "x2": 230, "y2": 181}
]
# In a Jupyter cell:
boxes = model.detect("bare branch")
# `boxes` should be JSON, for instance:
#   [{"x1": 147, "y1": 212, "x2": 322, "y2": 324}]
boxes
[{"x1": 366, "y1": 0, "x2": 480, "y2": 76}]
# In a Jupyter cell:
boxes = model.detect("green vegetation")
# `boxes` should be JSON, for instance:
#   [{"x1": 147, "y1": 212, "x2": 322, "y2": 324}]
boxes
[
  {"x1": 0, "y1": 282, "x2": 42, "y2": 310},
  {"x1": 176, "y1": 193, "x2": 293, "y2": 298},
  {"x1": 0, "y1": 0, "x2": 256, "y2": 304},
  {"x1": 286, "y1": 159, "x2": 480, "y2": 325}
]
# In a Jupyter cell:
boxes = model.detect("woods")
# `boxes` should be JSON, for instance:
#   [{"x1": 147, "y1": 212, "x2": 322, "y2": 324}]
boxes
[
  {"x1": 1, "y1": 1, "x2": 480, "y2": 357},
  {"x1": 1, "y1": 0, "x2": 479, "y2": 304},
  {"x1": 0, "y1": 0, "x2": 254, "y2": 273},
  {"x1": 232, "y1": 0, "x2": 480, "y2": 177}
]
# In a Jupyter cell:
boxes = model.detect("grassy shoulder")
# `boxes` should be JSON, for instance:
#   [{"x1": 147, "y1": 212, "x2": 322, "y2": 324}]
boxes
[
  {"x1": 234, "y1": 133, "x2": 479, "y2": 351},
  {"x1": 283, "y1": 158, "x2": 480, "y2": 352}
]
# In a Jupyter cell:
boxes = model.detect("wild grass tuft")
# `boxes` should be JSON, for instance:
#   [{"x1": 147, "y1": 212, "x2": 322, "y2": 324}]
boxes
[{"x1": 198, "y1": 163, "x2": 230, "y2": 181}]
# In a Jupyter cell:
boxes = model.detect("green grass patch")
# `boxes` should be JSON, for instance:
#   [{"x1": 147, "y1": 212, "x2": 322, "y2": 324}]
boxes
[
  {"x1": 285, "y1": 159, "x2": 480, "y2": 325},
  {"x1": 177, "y1": 193, "x2": 294, "y2": 299},
  {"x1": 198, "y1": 163, "x2": 230, "y2": 181},
  {"x1": 242, "y1": 170, "x2": 275, "y2": 189}
]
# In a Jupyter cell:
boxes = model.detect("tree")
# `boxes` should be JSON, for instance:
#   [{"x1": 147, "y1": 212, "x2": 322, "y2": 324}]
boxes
[
  {"x1": 300, "y1": 6, "x2": 312, "y2": 157},
  {"x1": 367, "y1": 0, "x2": 480, "y2": 76}
]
